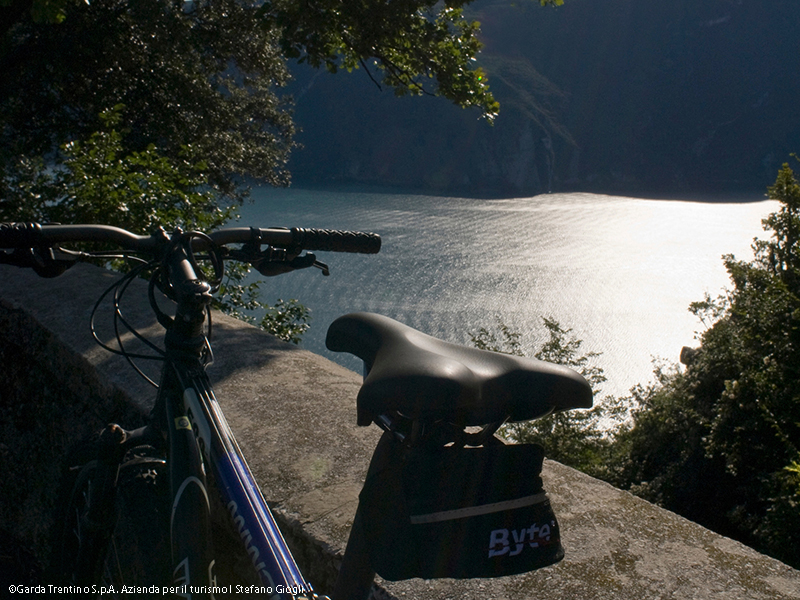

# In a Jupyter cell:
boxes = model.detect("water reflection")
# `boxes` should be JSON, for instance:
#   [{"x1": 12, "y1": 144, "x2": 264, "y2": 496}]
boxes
[{"x1": 240, "y1": 189, "x2": 777, "y2": 398}]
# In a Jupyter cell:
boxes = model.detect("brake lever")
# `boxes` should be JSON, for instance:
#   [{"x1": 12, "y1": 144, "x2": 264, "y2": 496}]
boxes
[
  {"x1": 314, "y1": 260, "x2": 330, "y2": 276},
  {"x1": 0, "y1": 246, "x2": 76, "y2": 278},
  {"x1": 229, "y1": 231, "x2": 331, "y2": 277},
  {"x1": 287, "y1": 253, "x2": 329, "y2": 276},
  {"x1": 251, "y1": 251, "x2": 330, "y2": 277}
]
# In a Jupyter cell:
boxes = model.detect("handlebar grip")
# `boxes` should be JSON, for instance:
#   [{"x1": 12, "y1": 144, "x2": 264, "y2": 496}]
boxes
[
  {"x1": 290, "y1": 228, "x2": 381, "y2": 254},
  {"x1": 0, "y1": 222, "x2": 43, "y2": 248}
]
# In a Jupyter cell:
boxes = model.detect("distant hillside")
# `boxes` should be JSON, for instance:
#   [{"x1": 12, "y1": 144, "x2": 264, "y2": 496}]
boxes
[{"x1": 284, "y1": 0, "x2": 800, "y2": 198}]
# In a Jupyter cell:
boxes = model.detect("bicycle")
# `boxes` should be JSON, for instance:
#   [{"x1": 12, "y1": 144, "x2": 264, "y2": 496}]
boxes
[{"x1": 0, "y1": 221, "x2": 593, "y2": 600}]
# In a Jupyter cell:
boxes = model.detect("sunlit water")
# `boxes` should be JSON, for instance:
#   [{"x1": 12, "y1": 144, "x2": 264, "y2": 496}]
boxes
[{"x1": 238, "y1": 188, "x2": 778, "y2": 399}]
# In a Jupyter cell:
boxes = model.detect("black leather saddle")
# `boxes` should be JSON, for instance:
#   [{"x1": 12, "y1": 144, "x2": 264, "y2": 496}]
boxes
[{"x1": 326, "y1": 312, "x2": 593, "y2": 426}]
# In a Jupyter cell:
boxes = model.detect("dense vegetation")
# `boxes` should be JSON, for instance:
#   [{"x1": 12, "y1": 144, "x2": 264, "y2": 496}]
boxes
[{"x1": 476, "y1": 164, "x2": 800, "y2": 568}]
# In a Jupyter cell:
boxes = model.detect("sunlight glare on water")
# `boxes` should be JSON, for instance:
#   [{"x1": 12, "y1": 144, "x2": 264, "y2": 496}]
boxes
[{"x1": 240, "y1": 189, "x2": 778, "y2": 398}]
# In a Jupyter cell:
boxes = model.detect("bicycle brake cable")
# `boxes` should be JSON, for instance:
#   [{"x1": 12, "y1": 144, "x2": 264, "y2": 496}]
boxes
[
  {"x1": 90, "y1": 259, "x2": 166, "y2": 388},
  {"x1": 113, "y1": 261, "x2": 169, "y2": 358}
]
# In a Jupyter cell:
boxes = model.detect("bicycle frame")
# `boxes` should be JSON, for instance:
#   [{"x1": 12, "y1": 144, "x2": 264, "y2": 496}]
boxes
[
  {"x1": 142, "y1": 237, "x2": 319, "y2": 598},
  {"x1": 157, "y1": 359, "x2": 313, "y2": 599},
  {"x1": 90, "y1": 233, "x2": 321, "y2": 598}
]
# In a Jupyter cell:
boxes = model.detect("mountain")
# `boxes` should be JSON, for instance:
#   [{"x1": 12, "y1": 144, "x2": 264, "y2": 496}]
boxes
[{"x1": 284, "y1": 0, "x2": 800, "y2": 198}]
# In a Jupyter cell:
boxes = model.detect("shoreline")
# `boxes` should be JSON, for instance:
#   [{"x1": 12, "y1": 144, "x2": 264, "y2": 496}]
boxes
[{"x1": 249, "y1": 179, "x2": 768, "y2": 205}]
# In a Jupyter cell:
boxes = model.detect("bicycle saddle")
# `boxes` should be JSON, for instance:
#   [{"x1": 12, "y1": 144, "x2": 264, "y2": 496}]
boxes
[{"x1": 326, "y1": 312, "x2": 593, "y2": 426}]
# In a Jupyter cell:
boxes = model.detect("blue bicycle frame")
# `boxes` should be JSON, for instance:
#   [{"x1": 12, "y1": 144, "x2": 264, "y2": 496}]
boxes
[{"x1": 159, "y1": 357, "x2": 313, "y2": 599}]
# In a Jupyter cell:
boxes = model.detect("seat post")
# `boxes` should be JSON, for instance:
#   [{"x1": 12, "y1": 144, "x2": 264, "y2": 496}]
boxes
[
  {"x1": 331, "y1": 507, "x2": 375, "y2": 600},
  {"x1": 332, "y1": 431, "x2": 402, "y2": 600}
]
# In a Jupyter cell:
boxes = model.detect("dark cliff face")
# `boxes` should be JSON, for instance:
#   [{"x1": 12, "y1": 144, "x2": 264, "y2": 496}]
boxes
[{"x1": 285, "y1": 0, "x2": 800, "y2": 198}]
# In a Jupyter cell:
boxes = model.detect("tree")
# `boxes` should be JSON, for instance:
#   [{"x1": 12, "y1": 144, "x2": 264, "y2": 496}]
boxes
[
  {"x1": 1, "y1": 0, "x2": 295, "y2": 199},
  {"x1": 614, "y1": 161, "x2": 800, "y2": 568},
  {"x1": 0, "y1": 106, "x2": 233, "y2": 230}
]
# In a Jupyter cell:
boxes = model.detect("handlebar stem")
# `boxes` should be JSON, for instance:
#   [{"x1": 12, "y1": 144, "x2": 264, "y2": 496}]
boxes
[{"x1": 161, "y1": 233, "x2": 214, "y2": 362}]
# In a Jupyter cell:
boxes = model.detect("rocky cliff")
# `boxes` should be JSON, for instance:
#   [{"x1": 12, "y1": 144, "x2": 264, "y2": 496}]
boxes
[{"x1": 285, "y1": 0, "x2": 800, "y2": 198}]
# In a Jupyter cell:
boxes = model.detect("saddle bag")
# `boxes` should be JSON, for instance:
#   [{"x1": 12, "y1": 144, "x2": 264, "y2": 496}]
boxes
[{"x1": 358, "y1": 440, "x2": 564, "y2": 581}]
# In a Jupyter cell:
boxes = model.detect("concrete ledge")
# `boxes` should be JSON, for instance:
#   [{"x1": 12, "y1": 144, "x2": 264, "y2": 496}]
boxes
[{"x1": 1, "y1": 263, "x2": 799, "y2": 598}]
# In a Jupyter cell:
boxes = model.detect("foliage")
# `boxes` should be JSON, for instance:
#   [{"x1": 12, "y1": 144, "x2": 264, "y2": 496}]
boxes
[
  {"x1": 613, "y1": 160, "x2": 800, "y2": 568},
  {"x1": 470, "y1": 317, "x2": 524, "y2": 356},
  {"x1": 263, "y1": 0, "x2": 563, "y2": 122},
  {"x1": 0, "y1": 107, "x2": 233, "y2": 231},
  {"x1": 534, "y1": 317, "x2": 606, "y2": 390},
  {"x1": 0, "y1": 108, "x2": 311, "y2": 343},
  {"x1": 470, "y1": 316, "x2": 632, "y2": 480},
  {"x1": 1, "y1": 0, "x2": 295, "y2": 199},
  {"x1": 787, "y1": 459, "x2": 800, "y2": 496},
  {"x1": 0, "y1": 0, "x2": 72, "y2": 27},
  {"x1": 258, "y1": 299, "x2": 311, "y2": 345}
]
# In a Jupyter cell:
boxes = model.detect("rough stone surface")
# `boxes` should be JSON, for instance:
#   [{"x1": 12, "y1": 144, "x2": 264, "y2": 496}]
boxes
[{"x1": 1, "y1": 263, "x2": 799, "y2": 598}]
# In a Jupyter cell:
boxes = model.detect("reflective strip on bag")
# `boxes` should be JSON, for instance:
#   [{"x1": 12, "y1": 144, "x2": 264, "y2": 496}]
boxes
[{"x1": 409, "y1": 492, "x2": 548, "y2": 524}]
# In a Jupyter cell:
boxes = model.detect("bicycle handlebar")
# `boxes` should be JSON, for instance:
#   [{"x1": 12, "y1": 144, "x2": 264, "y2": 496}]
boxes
[
  {"x1": 214, "y1": 227, "x2": 382, "y2": 254},
  {"x1": 0, "y1": 222, "x2": 381, "y2": 255}
]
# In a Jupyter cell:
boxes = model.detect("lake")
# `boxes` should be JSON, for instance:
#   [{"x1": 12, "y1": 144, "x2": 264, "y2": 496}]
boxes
[{"x1": 239, "y1": 187, "x2": 778, "y2": 399}]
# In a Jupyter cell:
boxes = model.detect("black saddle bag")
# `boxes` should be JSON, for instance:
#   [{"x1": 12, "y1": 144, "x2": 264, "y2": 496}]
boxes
[{"x1": 358, "y1": 439, "x2": 564, "y2": 581}]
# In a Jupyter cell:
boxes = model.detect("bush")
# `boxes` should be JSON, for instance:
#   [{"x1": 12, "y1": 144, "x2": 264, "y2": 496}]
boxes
[{"x1": 470, "y1": 317, "x2": 633, "y2": 481}]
